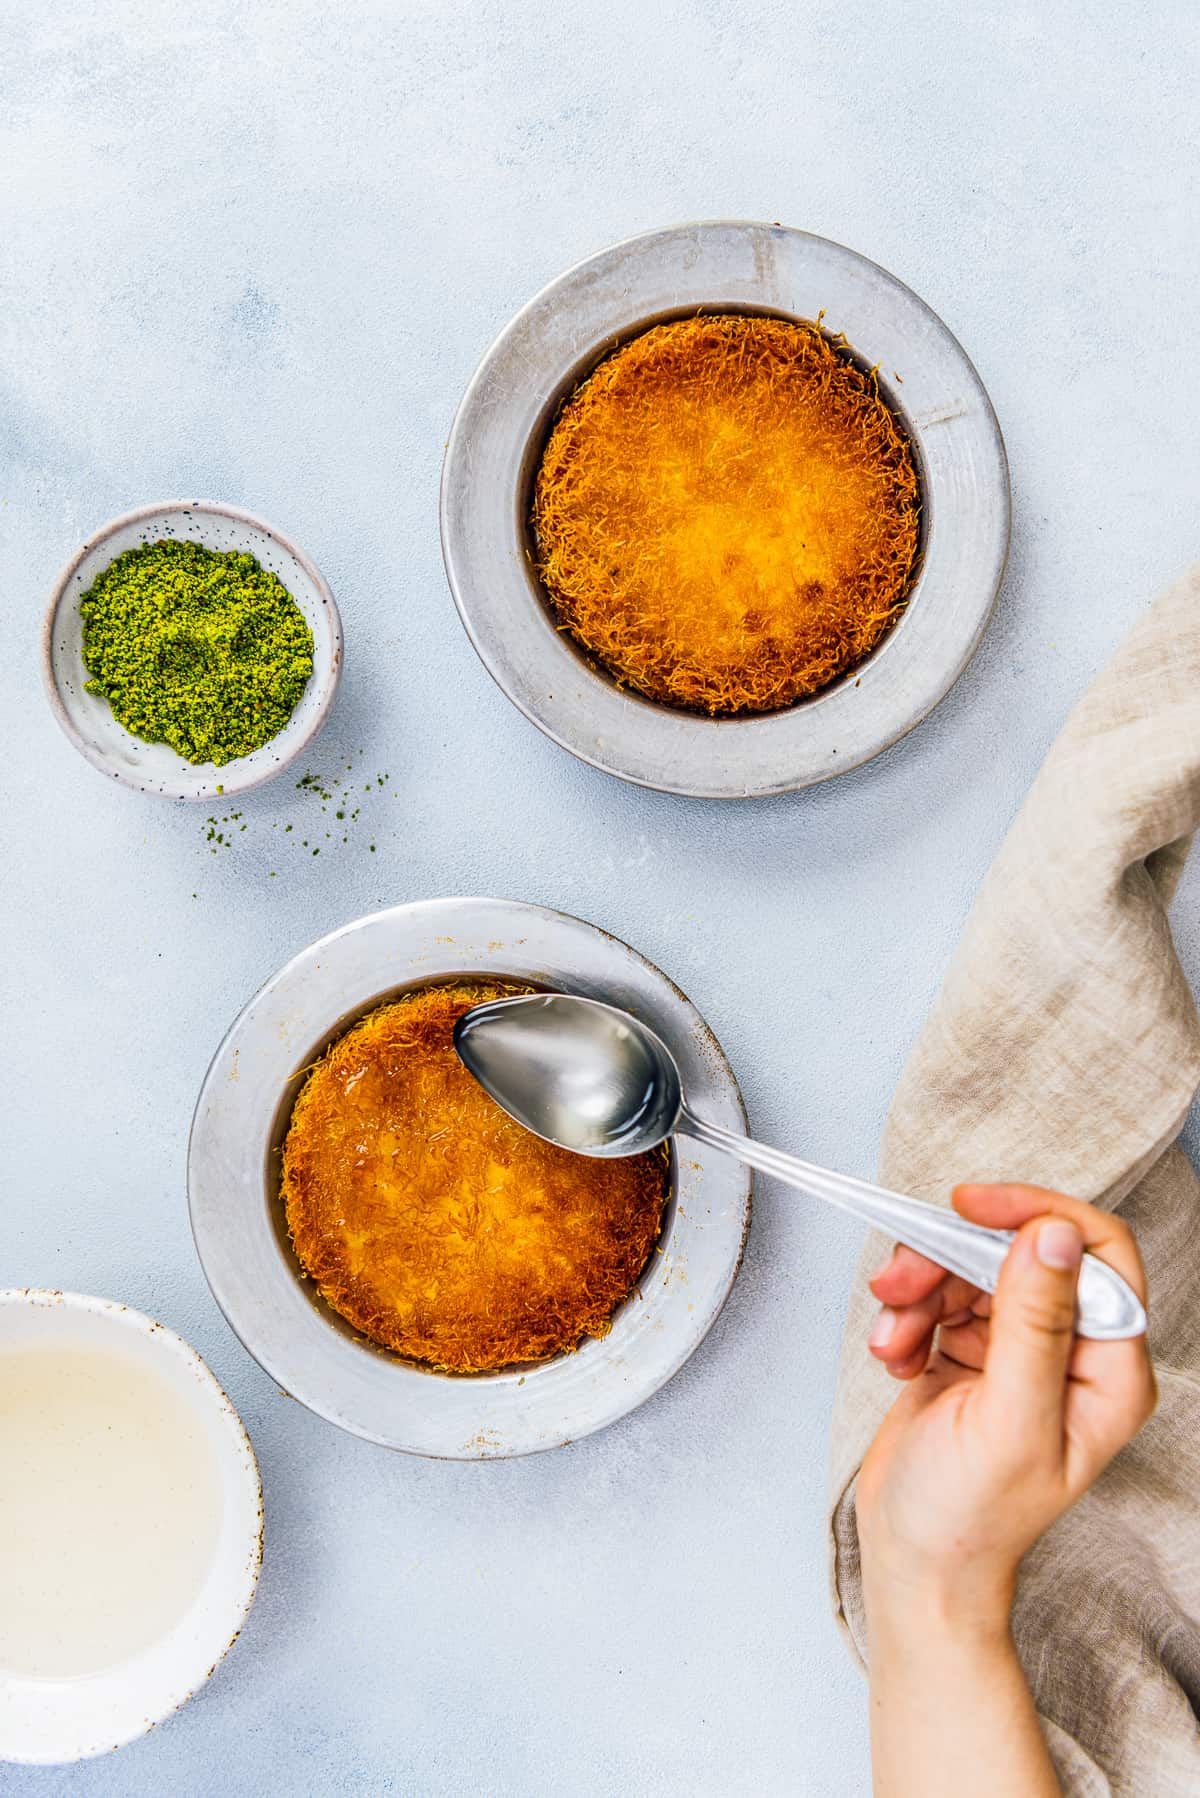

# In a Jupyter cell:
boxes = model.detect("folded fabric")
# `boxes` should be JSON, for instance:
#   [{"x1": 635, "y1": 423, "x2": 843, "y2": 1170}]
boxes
[{"x1": 827, "y1": 568, "x2": 1200, "y2": 1795}]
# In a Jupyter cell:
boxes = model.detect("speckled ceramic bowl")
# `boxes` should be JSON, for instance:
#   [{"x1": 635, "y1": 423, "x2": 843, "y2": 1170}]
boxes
[
  {"x1": 441, "y1": 220, "x2": 1011, "y2": 798},
  {"x1": 41, "y1": 500, "x2": 343, "y2": 801},
  {"x1": 188, "y1": 897, "x2": 752, "y2": 1459},
  {"x1": 0, "y1": 1289, "x2": 262, "y2": 1765}
]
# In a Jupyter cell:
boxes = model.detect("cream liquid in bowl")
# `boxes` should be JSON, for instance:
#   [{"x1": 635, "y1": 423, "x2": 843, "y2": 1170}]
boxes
[{"x1": 0, "y1": 1340, "x2": 224, "y2": 1680}]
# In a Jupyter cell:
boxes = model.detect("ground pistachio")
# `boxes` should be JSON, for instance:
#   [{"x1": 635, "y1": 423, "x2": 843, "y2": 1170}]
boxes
[{"x1": 80, "y1": 538, "x2": 314, "y2": 766}]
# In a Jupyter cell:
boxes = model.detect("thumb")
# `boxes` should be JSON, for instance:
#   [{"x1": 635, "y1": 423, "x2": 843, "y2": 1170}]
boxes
[{"x1": 980, "y1": 1215, "x2": 1084, "y2": 1446}]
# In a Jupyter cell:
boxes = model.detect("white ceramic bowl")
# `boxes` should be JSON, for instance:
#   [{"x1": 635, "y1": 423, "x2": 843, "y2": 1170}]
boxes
[
  {"x1": 0, "y1": 1290, "x2": 262, "y2": 1765},
  {"x1": 189, "y1": 897, "x2": 752, "y2": 1458},
  {"x1": 41, "y1": 500, "x2": 343, "y2": 801}
]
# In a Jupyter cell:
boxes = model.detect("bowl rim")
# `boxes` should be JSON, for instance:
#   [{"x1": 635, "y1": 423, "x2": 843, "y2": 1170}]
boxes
[
  {"x1": 0, "y1": 1287, "x2": 262, "y2": 1765},
  {"x1": 188, "y1": 896, "x2": 752, "y2": 1459},
  {"x1": 440, "y1": 218, "x2": 1011, "y2": 798},
  {"x1": 40, "y1": 497, "x2": 344, "y2": 802}
]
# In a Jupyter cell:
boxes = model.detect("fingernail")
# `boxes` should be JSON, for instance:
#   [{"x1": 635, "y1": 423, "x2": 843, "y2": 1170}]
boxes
[
  {"x1": 869, "y1": 1308, "x2": 897, "y2": 1348},
  {"x1": 1037, "y1": 1218, "x2": 1083, "y2": 1271}
]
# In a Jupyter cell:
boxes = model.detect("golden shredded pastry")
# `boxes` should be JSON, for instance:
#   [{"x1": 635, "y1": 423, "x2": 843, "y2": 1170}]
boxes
[
  {"x1": 533, "y1": 313, "x2": 921, "y2": 714},
  {"x1": 281, "y1": 983, "x2": 668, "y2": 1373}
]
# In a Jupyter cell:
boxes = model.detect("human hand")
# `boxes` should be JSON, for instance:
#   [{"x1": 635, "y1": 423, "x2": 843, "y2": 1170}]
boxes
[{"x1": 855, "y1": 1184, "x2": 1156, "y2": 1626}]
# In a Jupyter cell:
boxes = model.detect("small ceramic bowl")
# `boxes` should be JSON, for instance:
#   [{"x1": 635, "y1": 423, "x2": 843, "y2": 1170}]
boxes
[
  {"x1": 188, "y1": 897, "x2": 752, "y2": 1459},
  {"x1": 441, "y1": 220, "x2": 1011, "y2": 798},
  {"x1": 41, "y1": 500, "x2": 343, "y2": 801},
  {"x1": 0, "y1": 1289, "x2": 262, "y2": 1765}
]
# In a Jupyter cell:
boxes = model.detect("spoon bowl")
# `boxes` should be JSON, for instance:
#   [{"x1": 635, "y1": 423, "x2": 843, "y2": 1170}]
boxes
[{"x1": 454, "y1": 993, "x2": 682, "y2": 1156}]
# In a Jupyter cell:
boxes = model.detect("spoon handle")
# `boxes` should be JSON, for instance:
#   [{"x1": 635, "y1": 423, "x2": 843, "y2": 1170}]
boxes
[{"x1": 677, "y1": 1110, "x2": 1146, "y2": 1342}]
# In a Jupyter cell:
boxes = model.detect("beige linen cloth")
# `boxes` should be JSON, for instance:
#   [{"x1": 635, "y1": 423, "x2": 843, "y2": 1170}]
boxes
[{"x1": 828, "y1": 568, "x2": 1200, "y2": 1794}]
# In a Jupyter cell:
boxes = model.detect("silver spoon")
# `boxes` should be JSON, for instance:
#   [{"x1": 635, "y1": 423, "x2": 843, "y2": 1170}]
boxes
[{"x1": 453, "y1": 992, "x2": 1146, "y2": 1342}]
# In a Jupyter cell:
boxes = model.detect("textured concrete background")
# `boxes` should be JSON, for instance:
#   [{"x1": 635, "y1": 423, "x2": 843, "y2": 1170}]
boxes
[{"x1": 3, "y1": 2, "x2": 1199, "y2": 1792}]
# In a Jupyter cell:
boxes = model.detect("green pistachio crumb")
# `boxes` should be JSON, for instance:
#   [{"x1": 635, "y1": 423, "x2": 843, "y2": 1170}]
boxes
[{"x1": 79, "y1": 539, "x2": 314, "y2": 766}]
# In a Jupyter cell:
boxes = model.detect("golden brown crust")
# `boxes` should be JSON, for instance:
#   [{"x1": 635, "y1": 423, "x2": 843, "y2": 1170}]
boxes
[
  {"x1": 533, "y1": 313, "x2": 921, "y2": 715},
  {"x1": 281, "y1": 983, "x2": 668, "y2": 1373}
]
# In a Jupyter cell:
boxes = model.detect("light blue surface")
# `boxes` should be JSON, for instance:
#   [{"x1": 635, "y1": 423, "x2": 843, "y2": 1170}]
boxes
[{"x1": 3, "y1": 3, "x2": 1200, "y2": 1792}]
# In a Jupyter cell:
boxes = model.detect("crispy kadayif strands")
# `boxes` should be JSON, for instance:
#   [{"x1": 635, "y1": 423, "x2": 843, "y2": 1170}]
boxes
[
  {"x1": 533, "y1": 314, "x2": 920, "y2": 715},
  {"x1": 282, "y1": 983, "x2": 668, "y2": 1373}
]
